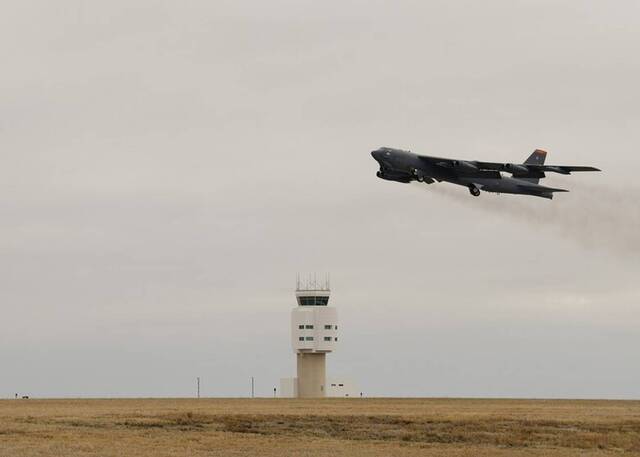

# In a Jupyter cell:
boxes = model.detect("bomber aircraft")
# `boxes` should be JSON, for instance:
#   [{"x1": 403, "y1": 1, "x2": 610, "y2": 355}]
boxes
[{"x1": 371, "y1": 147, "x2": 600, "y2": 199}]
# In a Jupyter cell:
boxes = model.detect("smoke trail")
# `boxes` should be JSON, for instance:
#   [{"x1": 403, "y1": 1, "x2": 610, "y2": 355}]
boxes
[{"x1": 412, "y1": 181, "x2": 640, "y2": 258}]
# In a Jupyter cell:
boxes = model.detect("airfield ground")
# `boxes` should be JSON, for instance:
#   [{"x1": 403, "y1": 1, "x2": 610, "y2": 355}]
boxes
[{"x1": 1, "y1": 398, "x2": 639, "y2": 456}]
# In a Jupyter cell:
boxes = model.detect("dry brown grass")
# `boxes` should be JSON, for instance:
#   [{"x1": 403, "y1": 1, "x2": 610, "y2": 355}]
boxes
[{"x1": 1, "y1": 398, "x2": 639, "y2": 456}]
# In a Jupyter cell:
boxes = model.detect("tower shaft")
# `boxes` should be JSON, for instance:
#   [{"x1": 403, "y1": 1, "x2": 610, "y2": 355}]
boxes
[{"x1": 296, "y1": 353, "x2": 326, "y2": 398}]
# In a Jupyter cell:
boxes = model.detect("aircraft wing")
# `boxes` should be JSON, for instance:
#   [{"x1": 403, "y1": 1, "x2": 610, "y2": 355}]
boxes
[
  {"x1": 418, "y1": 154, "x2": 600, "y2": 177},
  {"x1": 473, "y1": 160, "x2": 507, "y2": 170},
  {"x1": 461, "y1": 161, "x2": 599, "y2": 180},
  {"x1": 516, "y1": 183, "x2": 568, "y2": 193},
  {"x1": 475, "y1": 161, "x2": 600, "y2": 174},
  {"x1": 417, "y1": 155, "x2": 502, "y2": 178},
  {"x1": 525, "y1": 164, "x2": 601, "y2": 174}
]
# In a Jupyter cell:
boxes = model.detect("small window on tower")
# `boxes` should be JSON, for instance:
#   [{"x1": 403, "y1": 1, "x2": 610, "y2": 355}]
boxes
[
  {"x1": 334, "y1": 337, "x2": 338, "y2": 341},
  {"x1": 305, "y1": 336, "x2": 314, "y2": 341},
  {"x1": 298, "y1": 337, "x2": 304, "y2": 341},
  {"x1": 324, "y1": 336, "x2": 332, "y2": 341},
  {"x1": 305, "y1": 325, "x2": 313, "y2": 329},
  {"x1": 298, "y1": 325, "x2": 304, "y2": 329},
  {"x1": 335, "y1": 326, "x2": 338, "y2": 330},
  {"x1": 324, "y1": 325, "x2": 332, "y2": 330}
]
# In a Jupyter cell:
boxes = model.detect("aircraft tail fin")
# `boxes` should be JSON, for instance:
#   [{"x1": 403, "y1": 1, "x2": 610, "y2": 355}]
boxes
[
  {"x1": 524, "y1": 149, "x2": 547, "y2": 165},
  {"x1": 521, "y1": 149, "x2": 548, "y2": 183}
]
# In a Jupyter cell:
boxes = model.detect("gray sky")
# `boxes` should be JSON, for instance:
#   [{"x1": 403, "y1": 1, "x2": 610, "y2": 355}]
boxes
[{"x1": 1, "y1": 0, "x2": 639, "y2": 398}]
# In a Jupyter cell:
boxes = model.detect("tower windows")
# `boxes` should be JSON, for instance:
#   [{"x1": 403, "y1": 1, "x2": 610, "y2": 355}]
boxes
[
  {"x1": 324, "y1": 336, "x2": 332, "y2": 341},
  {"x1": 305, "y1": 336, "x2": 314, "y2": 341},
  {"x1": 305, "y1": 325, "x2": 313, "y2": 329},
  {"x1": 298, "y1": 325, "x2": 304, "y2": 329},
  {"x1": 324, "y1": 325, "x2": 332, "y2": 330},
  {"x1": 298, "y1": 337, "x2": 304, "y2": 341},
  {"x1": 298, "y1": 296, "x2": 330, "y2": 306}
]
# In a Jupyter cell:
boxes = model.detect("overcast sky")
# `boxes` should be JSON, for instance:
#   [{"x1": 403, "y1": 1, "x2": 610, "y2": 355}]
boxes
[{"x1": 1, "y1": 0, "x2": 639, "y2": 399}]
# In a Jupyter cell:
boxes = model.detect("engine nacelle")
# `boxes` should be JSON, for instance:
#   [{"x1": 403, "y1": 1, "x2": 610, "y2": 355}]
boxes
[
  {"x1": 377, "y1": 170, "x2": 411, "y2": 183},
  {"x1": 452, "y1": 160, "x2": 478, "y2": 172},
  {"x1": 504, "y1": 163, "x2": 529, "y2": 174}
]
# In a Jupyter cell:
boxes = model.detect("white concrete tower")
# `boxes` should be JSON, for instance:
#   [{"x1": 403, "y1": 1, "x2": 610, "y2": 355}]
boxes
[{"x1": 291, "y1": 275, "x2": 338, "y2": 398}]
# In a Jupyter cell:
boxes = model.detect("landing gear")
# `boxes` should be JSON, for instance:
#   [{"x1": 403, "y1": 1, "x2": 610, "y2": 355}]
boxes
[
  {"x1": 412, "y1": 168, "x2": 425, "y2": 183},
  {"x1": 468, "y1": 185, "x2": 481, "y2": 197}
]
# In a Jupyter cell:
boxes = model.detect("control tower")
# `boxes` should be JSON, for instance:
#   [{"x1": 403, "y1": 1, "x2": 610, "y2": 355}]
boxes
[{"x1": 290, "y1": 275, "x2": 338, "y2": 398}]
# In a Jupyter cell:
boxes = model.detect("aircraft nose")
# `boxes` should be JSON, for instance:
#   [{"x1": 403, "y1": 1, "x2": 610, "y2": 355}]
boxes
[{"x1": 371, "y1": 150, "x2": 381, "y2": 159}]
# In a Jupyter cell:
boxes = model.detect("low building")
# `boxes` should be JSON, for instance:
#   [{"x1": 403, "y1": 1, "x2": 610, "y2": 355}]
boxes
[{"x1": 327, "y1": 378, "x2": 360, "y2": 398}]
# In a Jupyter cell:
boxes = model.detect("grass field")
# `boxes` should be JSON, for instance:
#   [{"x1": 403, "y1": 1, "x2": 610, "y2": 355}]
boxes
[{"x1": 1, "y1": 398, "x2": 639, "y2": 456}]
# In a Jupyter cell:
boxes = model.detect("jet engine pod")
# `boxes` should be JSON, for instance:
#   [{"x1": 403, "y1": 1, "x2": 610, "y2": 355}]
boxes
[
  {"x1": 377, "y1": 170, "x2": 411, "y2": 183},
  {"x1": 504, "y1": 163, "x2": 529, "y2": 174}
]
